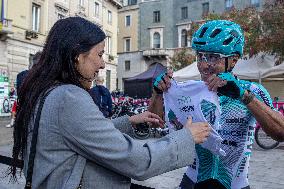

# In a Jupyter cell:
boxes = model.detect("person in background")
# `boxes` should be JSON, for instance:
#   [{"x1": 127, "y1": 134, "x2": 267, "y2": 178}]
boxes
[
  {"x1": 5, "y1": 99, "x2": 17, "y2": 128},
  {"x1": 10, "y1": 17, "x2": 211, "y2": 189},
  {"x1": 5, "y1": 52, "x2": 42, "y2": 128},
  {"x1": 5, "y1": 86, "x2": 16, "y2": 128},
  {"x1": 16, "y1": 51, "x2": 42, "y2": 93},
  {"x1": 8, "y1": 87, "x2": 16, "y2": 98},
  {"x1": 89, "y1": 76, "x2": 112, "y2": 118}
]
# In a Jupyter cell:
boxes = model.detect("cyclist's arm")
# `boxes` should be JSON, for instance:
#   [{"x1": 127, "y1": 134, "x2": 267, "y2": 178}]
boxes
[
  {"x1": 148, "y1": 91, "x2": 165, "y2": 121},
  {"x1": 246, "y1": 84, "x2": 284, "y2": 142}
]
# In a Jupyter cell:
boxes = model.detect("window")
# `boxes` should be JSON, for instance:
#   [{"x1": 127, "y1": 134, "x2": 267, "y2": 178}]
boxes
[
  {"x1": 125, "y1": 15, "x2": 131, "y2": 26},
  {"x1": 128, "y1": 0, "x2": 137, "y2": 5},
  {"x1": 225, "y1": 0, "x2": 233, "y2": 10},
  {"x1": 106, "y1": 70, "x2": 111, "y2": 89},
  {"x1": 153, "y1": 32, "x2": 161, "y2": 48},
  {"x1": 251, "y1": 0, "x2": 260, "y2": 7},
  {"x1": 32, "y1": 3, "x2": 41, "y2": 32},
  {"x1": 125, "y1": 61, "x2": 130, "y2": 71},
  {"x1": 106, "y1": 36, "x2": 112, "y2": 54},
  {"x1": 94, "y1": 2, "x2": 100, "y2": 17},
  {"x1": 79, "y1": 0, "x2": 84, "y2": 6},
  {"x1": 202, "y1": 2, "x2": 209, "y2": 16},
  {"x1": 153, "y1": 11, "x2": 160, "y2": 23},
  {"x1": 181, "y1": 7, "x2": 188, "y2": 19},
  {"x1": 58, "y1": 13, "x2": 65, "y2": 20},
  {"x1": 108, "y1": 10, "x2": 112, "y2": 24},
  {"x1": 125, "y1": 38, "x2": 131, "y2": 52},
  {"x1": 181, "y1": 29, "x2": 188, "y2": 47}
]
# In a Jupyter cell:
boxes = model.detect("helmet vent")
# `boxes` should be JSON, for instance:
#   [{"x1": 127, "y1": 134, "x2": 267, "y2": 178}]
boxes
[
  {"x1": 223, "y1": 37, "x2": 234, "y2": 45},
  {"x1": 199, "y1": 27, "x2": 208, "y2": 38},
  {"x1": 193, "y1": 41, "x2": 206, "y2": 45},
  {"x1": 210, "y1": 29, "x2": 222, "y2": 38},
  {"x1": 230, "y1": 30, "x2": 239, "y2": 37}
]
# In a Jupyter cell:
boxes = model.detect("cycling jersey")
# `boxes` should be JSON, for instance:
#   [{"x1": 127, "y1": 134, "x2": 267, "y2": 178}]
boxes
[
  {"x1": 185, "y1": 79, "x2": 275, "y2": 189},
  {"x1": 164, "y1": 80, "x2": 226, "y2": 156}
]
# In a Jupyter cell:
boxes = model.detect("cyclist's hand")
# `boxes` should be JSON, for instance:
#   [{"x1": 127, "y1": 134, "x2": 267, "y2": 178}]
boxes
[
  {"x1": 129, "y1": 111, "x2": 165, "y2": 128},
  {"x1": 153, "y1": 70, "x2": 173, "y2": 94},
  {"x1": 206, "y1": 73, "x2": 245, "y2": 99},
  {"x1": 184, "y1": 117, "x2": 210, "y2": 144}
]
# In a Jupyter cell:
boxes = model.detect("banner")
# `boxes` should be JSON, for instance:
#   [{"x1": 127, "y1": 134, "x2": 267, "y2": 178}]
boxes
[{"x1": 0, "y1": 75, "x2": 11, "y2": 116}]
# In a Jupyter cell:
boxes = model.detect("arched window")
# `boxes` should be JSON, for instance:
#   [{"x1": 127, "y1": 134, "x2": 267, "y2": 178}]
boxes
[
  {"x1": 153, "y1": 32, "x2": 161, "y2": 48},
  {"x1": 181, "y1": 29, "x2": 188, "y2": 47}
]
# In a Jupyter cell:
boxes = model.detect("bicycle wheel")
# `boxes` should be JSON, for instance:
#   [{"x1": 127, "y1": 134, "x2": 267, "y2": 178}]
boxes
[{"x1": 255, "y1": 126, "x2": 280, "y2": 150}]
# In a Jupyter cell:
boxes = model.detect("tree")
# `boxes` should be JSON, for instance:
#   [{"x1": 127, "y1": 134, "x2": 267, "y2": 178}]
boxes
[
  {"x1": 259, "y1": 1, "x2": 284, "y2": 64},
  {"x1": 169, "y1": 48, "x2": 196, "y2": 71},
  {"x1": 189, "y1": 1, "x2": 284, "y2": 65}
]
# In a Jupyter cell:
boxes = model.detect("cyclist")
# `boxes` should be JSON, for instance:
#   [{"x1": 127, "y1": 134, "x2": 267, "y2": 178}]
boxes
[{"x1": 149, "y1": 20, "x2": 284, "y2": 189}]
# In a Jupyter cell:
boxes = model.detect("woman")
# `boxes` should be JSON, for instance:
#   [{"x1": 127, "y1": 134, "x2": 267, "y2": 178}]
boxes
[{"x1": 10, "y1": 17, "x2": 210, "y2": 189}]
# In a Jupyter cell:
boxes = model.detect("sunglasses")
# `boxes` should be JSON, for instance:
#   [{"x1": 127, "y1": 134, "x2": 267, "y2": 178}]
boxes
[{"x1": 197, "y1": 52, "x2": 234, "y2": 65}]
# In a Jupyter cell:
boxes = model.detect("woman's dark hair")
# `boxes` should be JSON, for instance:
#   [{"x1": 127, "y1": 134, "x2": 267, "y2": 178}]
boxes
[{"x1": 10, "y1": 17, "x2": 106, "y2": 178}]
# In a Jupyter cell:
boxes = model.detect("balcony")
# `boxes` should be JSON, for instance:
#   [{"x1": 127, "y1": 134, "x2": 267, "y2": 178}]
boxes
[
  {"x1": 143, "y1": 49, "x2": 168, "y2": 56},
  {"x1": 142, "y1": 49, "x2": 173, "y2": 59},
  {"x1": 0, "y1": 18, "x2": 13, "y2": 35}
]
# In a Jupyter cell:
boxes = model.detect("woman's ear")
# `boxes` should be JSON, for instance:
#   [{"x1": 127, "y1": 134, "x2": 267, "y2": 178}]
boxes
[{"x1": 76, "y1": 54, "x2": 84, "y2": 65}]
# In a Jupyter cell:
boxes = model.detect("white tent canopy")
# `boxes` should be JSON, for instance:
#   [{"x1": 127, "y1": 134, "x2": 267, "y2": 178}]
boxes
[
  {"x1": 173, "y1": 53, "x2": 284, "y2": 82},
  {"x1": 173, "y1": 61, "x2": 201, "y2": 81}
]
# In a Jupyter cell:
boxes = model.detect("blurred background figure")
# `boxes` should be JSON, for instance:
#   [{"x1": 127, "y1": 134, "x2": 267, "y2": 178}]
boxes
[
  {"x1": 5, "y1": 100, "x2": 17, "y2": 128},
  {"x1": 16, "y1": 51, "x2": 42, "y2": 93},
  {"x1": 89, "y1": 76, "x2": 112, "y2": 118},
  {"x1": 6, "y1": 51, "x2": 42, "y2": 128},
  {"x1": 8, "y1": 87, "x2": 16, "y2": 98}
]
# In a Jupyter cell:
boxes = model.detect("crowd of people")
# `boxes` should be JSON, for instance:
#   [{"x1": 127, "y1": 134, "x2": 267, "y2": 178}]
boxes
[{"x1": 2, "y1": 17, "x2": 283, "y2": 189}]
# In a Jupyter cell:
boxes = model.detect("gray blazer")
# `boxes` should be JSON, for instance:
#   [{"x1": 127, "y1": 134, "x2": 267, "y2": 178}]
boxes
[{"x1": 24, "y1": 85, "x2": 196, "y2": 189}]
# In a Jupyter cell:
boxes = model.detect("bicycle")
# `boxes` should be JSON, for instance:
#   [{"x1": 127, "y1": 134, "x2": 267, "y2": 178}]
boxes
[
  {"x1": 254, "y1": 122, "x2": 280, "y2": 150},
  {"x1": 254, "y1": 102, "x2": 283, "y2": 150}
]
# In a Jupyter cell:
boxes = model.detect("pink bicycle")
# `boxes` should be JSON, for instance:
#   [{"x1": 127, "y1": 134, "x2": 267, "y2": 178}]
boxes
[{"x1": 254, "y1": 102, "x2": 283, "y2": 150}]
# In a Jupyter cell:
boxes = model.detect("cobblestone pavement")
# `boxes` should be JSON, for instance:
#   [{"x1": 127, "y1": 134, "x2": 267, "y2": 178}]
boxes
[{"x1": 0, "y1": 117, "x2": 283, "y2": 189}]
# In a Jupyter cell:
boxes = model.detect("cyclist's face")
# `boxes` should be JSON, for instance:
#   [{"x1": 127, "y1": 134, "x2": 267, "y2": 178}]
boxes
[{"x1": 196, "y1": 52, "x2": 238, "y2": 82}]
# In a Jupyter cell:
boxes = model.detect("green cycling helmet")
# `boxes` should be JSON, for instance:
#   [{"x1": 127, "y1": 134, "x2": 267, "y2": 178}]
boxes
[{"x1": 192, "y1": 20, "x2": 245, "y2": 57}]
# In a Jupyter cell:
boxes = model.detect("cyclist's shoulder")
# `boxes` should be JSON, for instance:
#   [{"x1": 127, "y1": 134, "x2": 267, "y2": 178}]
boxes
[
  {"x1": 239, "y1": 79, "x2": 273, "y2": 107},
  {"x1": 239, "y1": 80, "x2": 269, "y2": 95}
]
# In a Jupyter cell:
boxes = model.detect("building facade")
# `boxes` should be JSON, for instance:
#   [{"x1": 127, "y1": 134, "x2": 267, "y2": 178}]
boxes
[
  {"x1": 0, "y1": 0, "x2": 48, "y2": 87},
  {"x1": 0, "y1": 0, "x2": 121, "y2": 91},
  {"x1": 117, "y1": 0, "x2": 145, "y2": 90}
]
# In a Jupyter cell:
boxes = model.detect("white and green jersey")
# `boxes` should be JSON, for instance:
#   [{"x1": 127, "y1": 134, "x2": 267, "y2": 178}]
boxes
[{"x1": 186, "y1": 80, "x2": 274, "y2": 189}]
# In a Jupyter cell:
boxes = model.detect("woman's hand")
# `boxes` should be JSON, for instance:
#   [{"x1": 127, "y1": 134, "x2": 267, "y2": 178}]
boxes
[
  {"x1": 129, "y1": 111, "x2": 165, "y2": 128},
  {"x1": 184, "y1": 117, "x2": 211, "y2": 144}
]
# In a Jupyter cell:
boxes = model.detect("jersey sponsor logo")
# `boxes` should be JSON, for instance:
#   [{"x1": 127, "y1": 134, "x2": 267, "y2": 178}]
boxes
[
  {"x1": 180, "y1": 105, "x2": 195, "y2": 112},
  {"x1": 225, "y1": 117, "x2": 248, "y2": 124},
  {"x1": 221, "y1": 139, "x2": 238, "y2": 147},
  {"x1": 253, "y1": 88, "x2": 270, "y2": 106},
  {"x1": 218, "y1": 129, "x2": 247, "y2": 137},
  {"x1": 235, "y1": 156, "x2": 248, "y2": 178},
  {"x1": 177, "y1": 95, "x2": 191, "y2": 105}
]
